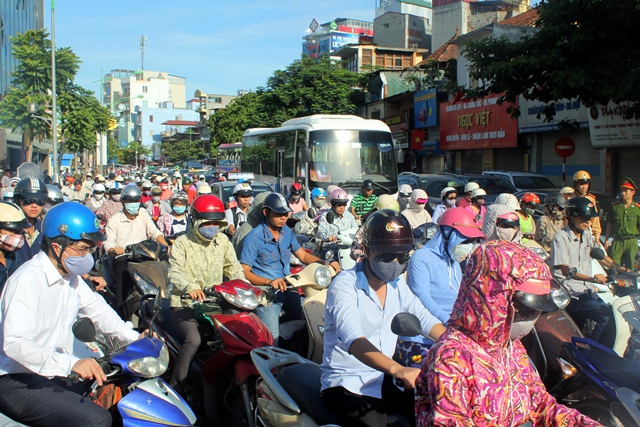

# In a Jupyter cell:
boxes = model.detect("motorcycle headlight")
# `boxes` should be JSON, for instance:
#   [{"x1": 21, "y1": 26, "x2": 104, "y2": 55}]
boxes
[
  {"x1": 221, "y1": 287, "x2": 259, "y2": 311},
  {"x1": 324, "y1": 250, "x2": 335, "y2": 261},
  {"x1": 127, "y1": 343, "x2": 169, "y2": 378},
  {"x1": 613, "y1": 277, "x2": 634, "y2": 288},
  {"x1": 551, "y1": 288, "x2": 570, "y2": 310},
  {"x1": 529, "y1": 246, "x2": 549, "y2": 261},
  {"x1": 314, "y1": 265, "x2": 333, "y2": 289},
  {"x1": 133, "y1": 273, "x2": 157, "y2": 295}
]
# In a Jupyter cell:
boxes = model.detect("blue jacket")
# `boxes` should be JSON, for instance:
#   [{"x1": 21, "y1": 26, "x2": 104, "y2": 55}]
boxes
[{"x1": 406, "y1": 226, "x2": 466, "y2": 324}]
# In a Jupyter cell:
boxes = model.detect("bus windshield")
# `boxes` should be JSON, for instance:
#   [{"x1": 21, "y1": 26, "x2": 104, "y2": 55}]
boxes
[{"x1": 308, "y1": 130, "x2": 397, "y2": 188}]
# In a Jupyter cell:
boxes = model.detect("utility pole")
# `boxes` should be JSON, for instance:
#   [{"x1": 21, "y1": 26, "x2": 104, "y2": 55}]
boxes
[
  {"x1": 139, "y1": 35, "x2": 147, "y2": 71},
  {"x1": 51, "y1": 0, "x2": 58, "y2": 182}
]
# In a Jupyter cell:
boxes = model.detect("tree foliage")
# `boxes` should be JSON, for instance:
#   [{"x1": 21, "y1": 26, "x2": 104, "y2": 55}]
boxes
[
  {"x1": 404, "y1": 58, "x2": 459, "y2": 94},
  {"x1": 162, "y1": 139, "x2": 206, "y2": 163},
  {"x1": 119, "y1": 141, "x2": 151, "y2": 165},
  {"x1": 207, "y1": 91, "x2": 261, "y2": 148},
  {"x1": 462, "y1": 0, "x2": 640, "y2": 120},
  {"x1": 0, "y1": 29, "x2": 111, "y2": 170}
]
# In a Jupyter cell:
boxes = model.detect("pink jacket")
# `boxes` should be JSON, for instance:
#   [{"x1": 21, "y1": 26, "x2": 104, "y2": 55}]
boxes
[{"x1": 415, "y1": 241, "x2": 602, "y2": 427}]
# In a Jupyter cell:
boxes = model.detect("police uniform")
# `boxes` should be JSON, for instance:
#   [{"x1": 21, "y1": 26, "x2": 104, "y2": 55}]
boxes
[{"x1": 608, "y1": 177, "x2": 640, "y2": 271}]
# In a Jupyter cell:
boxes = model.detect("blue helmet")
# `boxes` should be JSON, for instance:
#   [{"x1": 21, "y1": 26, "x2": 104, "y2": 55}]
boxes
[
  {"x1": 311, "y1": 188, "x2": 327, "y2": 199},
  {"x1": 42, "y1": 202, "x2": 105, "y2": 242}
]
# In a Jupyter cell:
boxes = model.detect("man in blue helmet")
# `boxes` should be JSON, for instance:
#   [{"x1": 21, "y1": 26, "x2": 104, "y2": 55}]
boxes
[{"x1": 0, "y1": 202, "x2": 144, "y2": 427}]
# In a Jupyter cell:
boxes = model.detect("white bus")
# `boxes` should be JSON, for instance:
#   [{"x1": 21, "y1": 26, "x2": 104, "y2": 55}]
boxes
[{"x1": 241, "y1": 115, "x2": 399, "y2": 198}]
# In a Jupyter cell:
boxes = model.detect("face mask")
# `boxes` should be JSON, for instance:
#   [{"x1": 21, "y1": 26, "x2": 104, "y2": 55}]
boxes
[
  {"x1": 510, "y1": 319, "x2": 537, "y2": 341},
  {"x1": 143, "y1": 190, "x2": 150, "y2": 196},
  {"x1": 152, "y1": 196, "x2": 161, "y2": 203},
  {"x1": 291, "y1": 195, "x2": 300, "y2": 201},
  {"x1": 368, "y1": 257, "x2": 407, "y2": 283},
  {"x1": 445, "y1": 199, "x2": 456, "y2": 208},
  {"x1": 94, "y1": 194, "x2": 104, "y2": 201},
  {"x1": 525, "y1": 207, "x2": 535, "y2": 216},
  {"x1": 125, "y1": 202, "x2": 140, "y2": 216},
  {"x1": 63, "y1": 252, "x2": 95, "y2": 276},
  {"x1": 198, "y1": 225, "x2": 219, "y2": 240},
  {"x1": 313, "y1": 198, "x2": 326, "y2": 208},
  {"x1": 0, "y1": 233, "x2": 24, "y2": 252},
  {"x1": 161, "y1": 185, "x2": 169, "y2": 190},
  {"x1": 497, "y1": 227, "x2": 518, "y2": 242},
  {"x1": 111, "y1": 194, "x2": 121, "y2": 202},
  {"x1": 451, "y1": 242, "x2": 473, "y2": 263},
  {"x1": 476, "y1": 199, "x2": 486, "y2": 206},
  {"x1": 173, "y1": 205, "x2": 186, "y2": 214}
]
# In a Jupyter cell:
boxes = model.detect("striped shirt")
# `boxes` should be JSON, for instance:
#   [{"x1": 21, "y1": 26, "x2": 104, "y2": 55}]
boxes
[{"x1": 350, "y1": 193, "x2": 378, "y2": 216}]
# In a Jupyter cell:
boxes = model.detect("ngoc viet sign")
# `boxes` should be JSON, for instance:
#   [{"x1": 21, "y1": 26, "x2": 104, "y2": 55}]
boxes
[{"x1": 440, "y1": 94, "x2": 518, "y2": 150}]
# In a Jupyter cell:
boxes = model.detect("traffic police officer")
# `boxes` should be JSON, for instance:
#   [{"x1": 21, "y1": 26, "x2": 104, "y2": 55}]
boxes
[{"x1": 605, "y1": 177, "x2": 640, "y2": 271}]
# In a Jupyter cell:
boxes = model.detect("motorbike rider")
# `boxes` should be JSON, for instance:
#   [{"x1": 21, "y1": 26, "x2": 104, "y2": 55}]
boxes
[
  {"x1": 308, "y1": 187, "x2": 327, "y2": 218},
  {"x1": 397, "y1": 184, "x2": 412, "y2": 212},
  {"x1": 0, "y1": 202, "x2": 30, "y2": 293},
  {"x1": 14, "y1": 178, "x2": 48, "y2": 259},
  {"x1": 140, "y1": 180, "x2": 153, "y2": 204},
  {"x1": 605, "y1": 177, "x2": 640, "y2": 271},
  {"x1": 44, "y1": 184, "x2": 65, "y2": 211},
  {"x1": 550, "y1": 196, "x2": 629, "y2": 347},
  {"x1": 84, "y1": 183, "x2": 106, "y2": 213},
  {"x1": 535, "y1": 192, "x2": 565, "y2": 252},
  {"x1": 225, "y1": 183, "x2": 253, "y2": 237},
  {"x1": 350, "y1": 194, "x2": 399, "y2": 263},
  {"x1": 0, "y1": 202, "x2": 143, "y2": 427},
  {"x1": 159, "y1": 178, "x2": 172, "y2": 200},
  {"x1": 145, "y1": 185, "x2": 171, "y2": 222},
  {"x1": 465, "y1": 188, "x2": 487, "y2": 225},
  {"x1": 95, "y1": 186, "x2": 123, "y2": 225},
  {"x1": 456, "y1": 182, "x2": 480, "y2": 209},
  {"x1": 573, "y1": 170, "x2": 601, "y2": 242},
  {"x1": 518, "y1": 192, "x2": 540, "y2": 242},
  {"x1": 350, "y1": 179, "x2": 378, "y2": 220},
  {"x1": 104, "y1": 185, "x2": 168, "y2": 312},
  {"x1": 167, "y1": 194, "x2": 247, "y2": 391},
  {"x1": 288, "y1": 182, "x2": 308, "y2": 213},
  {"x1": 400, "y1": 189, "x2": 432, "y2": 230},
  {"x1": 317, "y1": 188, "x2": 358, "y2": 243},
  {"x1": 68, "y1": 180, "x2": 89, "y2": 202},
  {"x1": 415, "y1": 239, "x2": 600, "y2": 427},
  {"x1": 183, "y1": 177, "x2": 197, "y2": 204},
  {"x1": 157, "y1": 191, "x2": 190, "y2": 237},
  {"x1": 239, "y1": 193, "x2": 339, "y2": 344},
  {"x1": 321, "y1": 210, "x2": 445, "y2": 427},
  {"x1": 196, "y1": 183, "x2": 212, "y2": 195},
  {"x1": 482, "y1": 204, "x2": 522, "y2": 243},
  {"x1": 431, "y1": 186, "x2": 457, "y2": 224},
  {"x1": 561, "y1": 186, "x2": 575, "y2": 201}
]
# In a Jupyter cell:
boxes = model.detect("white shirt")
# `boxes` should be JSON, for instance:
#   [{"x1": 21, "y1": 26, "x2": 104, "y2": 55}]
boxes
[
  {"x1": 0, "y1": 252, "x2": 139, "y2": 378},
  {"x1": 104, "y1": 208, "x2": 163, "y2": 253}
]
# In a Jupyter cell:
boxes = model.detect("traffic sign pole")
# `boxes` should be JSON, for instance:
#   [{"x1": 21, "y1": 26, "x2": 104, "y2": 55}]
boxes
[{"x1": 555, "y1": 137, "x2": 576, "y2": 186}]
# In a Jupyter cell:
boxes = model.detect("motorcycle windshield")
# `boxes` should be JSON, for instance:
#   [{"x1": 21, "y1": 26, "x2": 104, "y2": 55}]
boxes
[{"x1": 128, "y1": 261, "x2": 168, "y2": 291}]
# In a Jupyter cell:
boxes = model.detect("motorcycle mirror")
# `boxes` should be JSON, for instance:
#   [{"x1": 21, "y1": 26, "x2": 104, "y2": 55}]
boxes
[
  {"x1": 413, "y1": 227, "x2": 424, "y2": 239},
  {"x1": 153, "y1": 290, "x2": 163, "y2": 312},
  {"x1": 326, "y1": 211, "x2": 335, "y2": 224},
  {"x1": 566, "y1": 267, "x2": 578, "y2": 280},
  {"x1": 72, "y1": 317, "x2": 97, "y2": 343},
  {"x1": 391, "y1": 313, "x2": 423, "y2": 338},
  {"x1": 590, "y1": 247, "x2": 606, "y2": 260}
]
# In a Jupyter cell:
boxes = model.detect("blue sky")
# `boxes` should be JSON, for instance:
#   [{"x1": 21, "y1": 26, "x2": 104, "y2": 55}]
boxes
[{"x1": 43, "y1": 1, "x2": 377, "y2": 99}]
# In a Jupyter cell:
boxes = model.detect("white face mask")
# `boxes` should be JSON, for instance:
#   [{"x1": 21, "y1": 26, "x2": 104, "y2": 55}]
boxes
[
  {"x1": 497, "y1": 227, "x2": 518, "y2": 242},
  {"x1": 445, "y1": 199, "x2": 456, "y2": 208},
  {"x1": 94, "y1": 194, "x2": 104, "y2": 201},
  {"x1": 451, "y1": 242, "x2": 474, "y2": 263}
]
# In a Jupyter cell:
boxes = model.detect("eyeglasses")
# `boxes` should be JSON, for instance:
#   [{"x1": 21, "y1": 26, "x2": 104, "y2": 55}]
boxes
[
  {"x1": 18, "y1": 198, "x2": 46, "y2": 207},
  {"x1": 333, "y1": 202, "x2": 347, "y2": 207},
  {"x1": 374, "y1": 251, "x2": 411, "y2": 264},
  {"x1": 496, "y1": 218, "x2": 520, "y2": 229},
  {"x1": 67, "y1": 245, "x2": 97, "y2": 256},
  {"x1": 446, "y1": 196, "x2": 457, "y2": 201}
]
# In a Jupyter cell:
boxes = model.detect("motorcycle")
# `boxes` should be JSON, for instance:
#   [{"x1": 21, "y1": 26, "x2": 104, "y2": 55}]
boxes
[
  {"x1": 315, "y1": 211, "x2": 358, "y2": 271},
  {"x1": 249, "y1": 313, "x2": 415, "y2": 427},
  {"x1": 139, "y1": 278, "x2": 272, "y2": 427}
]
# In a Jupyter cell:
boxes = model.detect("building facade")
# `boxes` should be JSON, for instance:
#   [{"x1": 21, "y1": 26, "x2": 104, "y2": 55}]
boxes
[{"x1": 302, "y1": 18, "x2": 374, "y2": 60}]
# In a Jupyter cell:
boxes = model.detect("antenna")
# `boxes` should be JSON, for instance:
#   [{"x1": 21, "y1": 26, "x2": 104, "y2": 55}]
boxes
[{"x1": 139, "y1": 35, "x2": 147, "y2": 71}]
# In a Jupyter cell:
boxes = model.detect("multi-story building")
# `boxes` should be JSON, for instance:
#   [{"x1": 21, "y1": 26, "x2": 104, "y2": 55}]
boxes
[
  {"x1": 193, "y1": 89, "x2": 236, "y2": 117},
  {"x1": 102, "y1": 69, "x2": 187, "y2": 146},
  {"x1": 374, "y1": 0, "x2": 433, "y2": 50},
  {"x1": 133, "y1": 101, "x2": 200, "y2": 149},
  {"x1": 0, "y1": 0, "x2": 45, "y2": 171},
  {"x1": 302, "y1": 18, "x2": 374, "y2": 60}
]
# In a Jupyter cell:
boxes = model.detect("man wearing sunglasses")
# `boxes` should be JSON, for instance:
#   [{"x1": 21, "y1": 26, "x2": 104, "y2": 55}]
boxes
[
  {"x1": 317, "y1": 188, "x2": 358, "y2": 243},
  {"x1": 13, "y1": 178, "x2": 48, "y2": 263},
  {"x1": 321, "y1": 210, "x2": 445, "y2": 427}
]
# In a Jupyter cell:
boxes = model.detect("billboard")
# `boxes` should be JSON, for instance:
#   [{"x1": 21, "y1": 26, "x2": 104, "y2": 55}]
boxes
[
  {"x1": 330, "y1": 33, "x2": 360, "y2": 51},
  {"x1": 519, "y1": 98, "x2": 588, "y2": 133},
  {"x1": 440, "y1": 94, "x2": 518, "y2": 150},
  {"x1": 588, "y1": 101, "x2": 640, "y2": 148},
  {"x1": 414, "y1": 89, "x2": 437, "y2": 128}
]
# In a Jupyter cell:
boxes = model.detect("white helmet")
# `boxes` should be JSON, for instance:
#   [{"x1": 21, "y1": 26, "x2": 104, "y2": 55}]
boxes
[
  {"x1": 441, "y1": 186, "x2": 457, "y2": 199},
  {"x1": 233, "y1": 183, "x2": 253, "y2": 197},
  {"x1": 464, "y1": 182, "x2": 480, "y2": 193},
  {"x1": 471, "y1": 188, "x2": 487, "y2": 199},
  {"x1": 494, "y1": 193, "x2": 521, "y2": 211},
  {"x1": 197, "y1": 184, "x2": 212, "y2": 195},
  {"x1": 92, "y1": 183, "x2": 106, "y2": 193}
]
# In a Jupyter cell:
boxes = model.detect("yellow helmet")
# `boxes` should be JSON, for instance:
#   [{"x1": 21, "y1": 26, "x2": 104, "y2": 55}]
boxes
[
  {"x1": 0, "y1": 201, "x2": 30, "y2": 230},
  {"x1": 374, "y1": 194, "x2": 399, "y2": 212},
  {"x1": 573, "y1": 170, "x2": 591, "y2": 184}
]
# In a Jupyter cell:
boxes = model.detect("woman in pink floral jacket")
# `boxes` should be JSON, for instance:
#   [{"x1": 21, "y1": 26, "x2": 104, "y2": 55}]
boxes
[{"x1": 415, "y1": 240, "x2": 602, "y2": 427}]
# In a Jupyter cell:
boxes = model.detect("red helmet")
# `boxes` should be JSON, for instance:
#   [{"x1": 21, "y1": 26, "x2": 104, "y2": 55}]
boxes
[
  {"x1": 438, "y1": 207, "x2": 486, "y2": 239},
  {"x1": 190, "y1": 194, "x2": 225, "y2": 221},
  {"x1": 520, "y1": 192, "x2": 541, "y2": 207},
  {"x1": 290, "y1": 182, "x2": 303, "y2": 195}
]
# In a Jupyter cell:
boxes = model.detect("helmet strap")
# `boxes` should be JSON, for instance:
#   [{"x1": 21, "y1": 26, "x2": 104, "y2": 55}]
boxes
[{"x1": 49, "y1": 237, "x2": 70, "y2": 274}]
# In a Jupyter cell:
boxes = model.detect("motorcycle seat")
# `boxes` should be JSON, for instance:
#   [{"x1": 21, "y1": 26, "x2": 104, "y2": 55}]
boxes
[
  {"x1": 583, "y1": 347, "x2": 640, "y2": 390},
  {"x1": 277, "y1": 363, "x2": 340, "y2": 426}
]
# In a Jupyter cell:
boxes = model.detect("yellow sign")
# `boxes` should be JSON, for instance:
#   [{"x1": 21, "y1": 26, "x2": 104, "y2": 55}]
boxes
[{"x1": 108, "y1": 118, "x2": 117, "y2": 130}]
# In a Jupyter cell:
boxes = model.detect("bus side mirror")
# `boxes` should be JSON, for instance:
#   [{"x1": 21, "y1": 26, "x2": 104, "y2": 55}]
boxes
[{"x1": 301, "y1": 148, "x2": 311, "y2": 163}]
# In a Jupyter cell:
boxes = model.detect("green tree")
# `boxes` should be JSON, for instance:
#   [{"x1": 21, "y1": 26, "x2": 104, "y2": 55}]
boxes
[
  {"x1": 119, "y1": 141, "x2": 150, "y2": 165},
  {"x1": 461, "y1": 0, "x2": 640, "y2": 120},
  {"x1": 207, "y1": 91, "x2": 262, "y2": 148},
  {"x1": 161, "y1": 139, "x2": 206, "y2": 163},
  {"x1": 106, "y1": 135, "x2": 121, "y2": 163},
  {"x1": 0, "y1": 29, "x2": 110, "y2": 171}
]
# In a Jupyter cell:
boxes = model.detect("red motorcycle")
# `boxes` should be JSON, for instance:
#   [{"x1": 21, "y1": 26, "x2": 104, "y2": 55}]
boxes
[{"x1": 139, "y1": 279, "x2": 273, "y2": 427}]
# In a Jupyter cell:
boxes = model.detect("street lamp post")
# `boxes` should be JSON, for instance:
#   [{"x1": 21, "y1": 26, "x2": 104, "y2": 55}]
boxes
[{"x1": 51, "y1": 0, "x2": 58, "y2": 182}]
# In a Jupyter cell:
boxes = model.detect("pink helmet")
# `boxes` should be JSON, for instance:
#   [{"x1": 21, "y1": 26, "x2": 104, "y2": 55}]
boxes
[
  {"x1": 438, "y1": 207, "x2": 486, "y2": 239},
  {"x1": 330, "y1": 188, "x2": 349, "y2": 204}
]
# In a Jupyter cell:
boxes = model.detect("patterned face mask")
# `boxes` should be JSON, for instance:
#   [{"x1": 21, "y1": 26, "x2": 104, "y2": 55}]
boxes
[{"x1": 0, "y1": 233, "x2": 25, "y2": 252}]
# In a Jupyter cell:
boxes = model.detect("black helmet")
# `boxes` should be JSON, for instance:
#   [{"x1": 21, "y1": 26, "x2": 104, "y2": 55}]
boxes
[
  {"x1": 544, "y1": 192, "x2": 565, "y2": 209},
  {"x1": 263, "y1": 193, "x2": 292, "y2": 214},
  {"x1": 363, "y1": 209, "x2": 414, "y2": 253},
  {"x1": 109, "y1": 186, "x2": 122, "y2": 195},
  {"x1": 121, "y1": 184, "x2": 142, "y2": 202},
  {"x1": 565, "y1": 197, "x2": 598, "y2": 218},
  {"x1": 45, "y1": 184, "x2": 64, "y2": 205},
  {"x1": 361, "y1": 179, "x2": 375, "y2": 190},
  {"x1": 14, "y1": 178, "x2": 48, "y2": 201},
  {"x1": 182, "y1": 177, "x2": 192, "y2": 186},
  {"x1": 108, "y1": 173, "x2": 116, "y2": 179}
]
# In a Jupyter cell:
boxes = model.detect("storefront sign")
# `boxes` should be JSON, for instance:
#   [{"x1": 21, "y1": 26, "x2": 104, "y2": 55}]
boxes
[
  {"x1": 414, "y1": 89, "x2": 436, "y2": 129},
  {"x1": 589, "y1": 101, "x2": 640, "y2": 148},
  {"x1": 330, "y1": 33, "x2": 360, "y2": 51},
  {"x1": 518, "y1": 97, "x2": 588, "y2": 133},
  {"x1": 440, "y1": 94, "x2": 517, "y2": 150}
]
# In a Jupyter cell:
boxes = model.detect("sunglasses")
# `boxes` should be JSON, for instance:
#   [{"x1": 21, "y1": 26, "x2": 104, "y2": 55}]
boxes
[
  {"x1": 333, "y1": 202, "x2": 347, "y2": 207},
  {"x1": 19, "y1": 198, "x2": 46, "y2": 207},
  {"x1": 446, "y1": 196, "x2": 457, "y2": 200},
  {"x1": 94, "y1": 191, "x2": 105, "y2": 195},
  {"x1": 374, "y1": 251, "x2": 411, "y2": 264},
  {"x1": 496, "y1": 218, "x2": 520, "y2": 229},
  {"x1": 462, "y1": 238, "x2": 482, "y2": 245}
]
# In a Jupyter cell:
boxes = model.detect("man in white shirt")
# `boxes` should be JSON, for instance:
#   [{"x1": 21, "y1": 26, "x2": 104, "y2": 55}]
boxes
[{"x1": 0, "y1": 202, "x2": 142, "y2": 427}]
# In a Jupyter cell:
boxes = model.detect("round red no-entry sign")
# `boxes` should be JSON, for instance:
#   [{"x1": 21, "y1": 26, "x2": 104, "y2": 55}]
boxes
[{"x1": 555, "y1": 137, "x2": 575, "y2": 158}]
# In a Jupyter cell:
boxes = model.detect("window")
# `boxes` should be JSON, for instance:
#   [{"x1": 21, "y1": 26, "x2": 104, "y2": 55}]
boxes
[
  {"x1": 383, "y1": 23, "x2": 390, "y2": 29},
  {"x1": 169, "y1": 89, "x2": 173, "y2": 99},
  {"x1": 149, "y1": 115, "x2": 153, "y2": 123},
  {"x1": 371, "y1": 111, "x2": 381, "y2": 119},
  {"x1": 142, "y1": 86, "x2": 148, "y2": 93},
  {"x1": 149, "y1": 130, "x2": 154, "y2": 137},
  {"x1": 142, "y1": 101, "x2": 148, "y2": 108}
]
